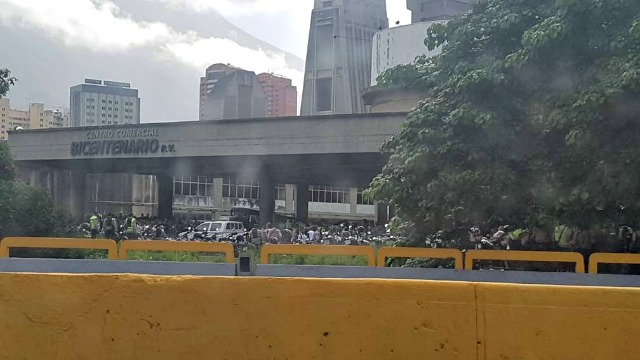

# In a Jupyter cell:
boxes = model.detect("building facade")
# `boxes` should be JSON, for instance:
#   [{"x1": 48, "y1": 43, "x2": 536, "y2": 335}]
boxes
[
  {"x1": 364, "y1": 0, "x2": 472, "y2": 113},
  {"x1": 257, "y1": 73, "x2": 298, "y2": 117},
  {"x1": 199, "y1": 64, "x2": 267, "y2": 121},
  {"x1": 172, "y1": 176, "x2": 377, "y2": 223},
  {"x1": 68, "y1": 79, "x2": 154, "y2": 217},
  {"x1": 300, "y1": 0, "x2": 388, "y2": 116},
  {"x1": 70, "y1": 79, "x2": 140, "y2": 127},
  {"x1": 0, "y1": 98, "x2": 69, "y2": 140},
  {"x1": 407, "y1": 0, "x2": 472, "y2": 23}
]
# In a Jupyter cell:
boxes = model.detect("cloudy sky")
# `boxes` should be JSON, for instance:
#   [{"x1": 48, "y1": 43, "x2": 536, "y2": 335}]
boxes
[{"x1": 0, "y1": 0, "x2": 411, "y2": 122}]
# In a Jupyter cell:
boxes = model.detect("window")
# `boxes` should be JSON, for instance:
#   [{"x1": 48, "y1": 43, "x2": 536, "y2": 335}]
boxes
[
  {"x1": 310, "y1": 185, "x2": 349, "y2": 203},
  {"x1": 108, "y1": 107, "x2": 112, "y2": 111},
  {"x1": 275, "y1": 185, "x2": 286, "y2": 201},
  {"x1": 173, "y1": 176, "x2": 213, "y2": 197},
  {"x1": 323, "y1": 1, "x2": 333, "y2": 7},
  {"x1": 357, "y1": 189, "x2": 374, "y2": 205},
  {"x1": 102, "y1": 100, "x2": 106, "y2": 103},
  {"x1": 222, "y1": 179, "x2": 260, "y2": 199},
  {"x1": 315, "y1": 78, "x2": 332, "y2": 112},
  {"x1": 108, "y1": 100, "x2": 112, "y2": 104},
  {"x1": 102, "y1": 107, "x2": 106, "y2": 110}
]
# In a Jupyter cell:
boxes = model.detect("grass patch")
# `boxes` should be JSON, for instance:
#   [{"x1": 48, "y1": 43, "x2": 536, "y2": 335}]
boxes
[
  {"x1": 267, "y1": 254, "x2": 369, "y2": 266},
  {"x1": 125, "y1": 250, "x2": 229, "y2": 263}
]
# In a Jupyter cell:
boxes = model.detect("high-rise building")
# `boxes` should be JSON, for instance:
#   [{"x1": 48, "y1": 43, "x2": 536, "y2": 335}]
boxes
[
  {"x1": 199, "y1": 64, "x2": 267, "y2": 121},
  {"x1": 407, "y1": 0, "x2": 472, "y2": 23},
  {"x1": 300, "y1": 0, "x2": 388, "y2": 116},
  {"x1": 70, "y1": 79, "x2": 140, "y2": 127},
  {"x1": 69, "y1": 79, "x2": 153, "y2": 216},
  {"x1": 258, "y1": 73, "x2": 298, "y2": 117},
  {"x1": 0, "y1": 98, "x2": 68, "y2": 140}
]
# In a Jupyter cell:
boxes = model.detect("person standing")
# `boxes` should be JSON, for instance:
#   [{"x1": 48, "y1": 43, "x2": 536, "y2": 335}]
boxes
[
  {"x1": 103, "y1": 213, "x2": 118, "y2": 240},
  {"x1": 89, "y1": 212, "x2": 101, "y2": 239},
  {"x1": 125, "y1": 213, "x2": 138, "y2": 239}
]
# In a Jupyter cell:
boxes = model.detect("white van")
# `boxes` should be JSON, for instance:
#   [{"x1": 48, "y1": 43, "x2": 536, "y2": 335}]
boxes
[{"x1": 195, "y1": 220, "x2": 245, "y2": 240}]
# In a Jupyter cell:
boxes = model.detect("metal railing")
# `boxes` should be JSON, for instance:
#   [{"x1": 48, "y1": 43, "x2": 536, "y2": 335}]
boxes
[
  {"x1": 588, "y1": 253, "x2": 640, "y2": 274},
  {"x1": 377, "y1": 247, "x2": 464, "y2": 270},
  {"x1": 260, "y1": 244, "x2": 376, "y2": 266},
  {"x1": 0, "y1": 237, "x2": 118, "y2": 260},
  {"x1": 465, "y1": 250, "x2": 586, "y2": 273},
  {"x1": 118, "y1": 240, "x2": 235, "y2": 263},
  {"x1": 9, "y1": 238, "x2": 640, "y2": 276}
]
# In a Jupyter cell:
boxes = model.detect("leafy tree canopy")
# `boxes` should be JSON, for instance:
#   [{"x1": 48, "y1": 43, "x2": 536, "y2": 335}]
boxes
[
  {"x1": 370, "y1": 0, "x2": 640, "y2": 242},
  {"x1": 0, "y1": 100, "x2": 65, "y2": 239},
  {"x1": 0, "y1": 68, "x2": 17, "y2": 98}
]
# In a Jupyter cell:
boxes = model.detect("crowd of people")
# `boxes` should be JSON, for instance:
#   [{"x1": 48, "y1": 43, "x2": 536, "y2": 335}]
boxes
[{"x1": 79, "y1": 212, "x2": 393, "y2": 246}]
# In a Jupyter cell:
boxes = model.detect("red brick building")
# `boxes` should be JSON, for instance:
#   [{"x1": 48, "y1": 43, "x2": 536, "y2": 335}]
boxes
[{"x1": 257, "y1": 73, "x2": 298, "y2": 117}]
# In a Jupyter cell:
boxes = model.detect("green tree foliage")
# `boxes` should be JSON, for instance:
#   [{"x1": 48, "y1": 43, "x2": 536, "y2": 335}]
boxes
[
  {"x1": 0, "y1": 68, "x2": 17, "y2": 98},
  {"x1": 0, "y1": 143, "x2": 65, "y2": 239},
  {"x1": 370, "y1": 0, "x2": 640, "y2": 242}
]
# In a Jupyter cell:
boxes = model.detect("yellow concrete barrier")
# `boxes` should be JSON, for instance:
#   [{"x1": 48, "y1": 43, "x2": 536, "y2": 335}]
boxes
[
  {"x1": 0, "y1": 274, "x2": 478, "y2": 359},
  {"x1": 588, "y1": 253, "x2": 640, "y2": 274},
  {"x1": 377, "y1": 247, "x2": 463, "y2": 270},
  {"x1": 465, "y1": 250, "x2": 585, "y2": 273},
  {"x1": 476, "y1": 282, "x2": 640, "y2": 359},
  {"x1": 118, "y1": 240, "x2": 235, "y2": 263},
  {"x1": 1, "y1": 274, "x2": 639, "y2": 359},
  {"x1": 0, "y1": 237, "x2": 118, "y2": 260},
  {"x1": 260, "y1": 244, "x2": 376, "y2": 266}
]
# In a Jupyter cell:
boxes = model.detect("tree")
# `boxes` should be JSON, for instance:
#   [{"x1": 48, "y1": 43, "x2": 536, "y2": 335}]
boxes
[
  {"x1": 0, "y1": 68, "x2": 17, "y2": 98},
  {"x1": 0, "y1": 139, "x2": 64, "y2": 239},
  {"x1": 0, "y1": 69, "x2": 71, "y2": 241},
  {"x1": 369, "y1": 0, "x2": 640, "y2": 242}
]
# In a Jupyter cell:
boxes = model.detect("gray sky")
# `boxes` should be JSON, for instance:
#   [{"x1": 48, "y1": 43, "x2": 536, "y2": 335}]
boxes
[{"x1": 0, "y1": 0, "x2": 411, "y2": 122}]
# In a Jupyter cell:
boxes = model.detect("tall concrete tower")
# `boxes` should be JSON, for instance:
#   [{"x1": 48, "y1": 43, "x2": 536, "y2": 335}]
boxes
[{"x1": 301, "y1": 0, "x2": 388, "y2": 116}]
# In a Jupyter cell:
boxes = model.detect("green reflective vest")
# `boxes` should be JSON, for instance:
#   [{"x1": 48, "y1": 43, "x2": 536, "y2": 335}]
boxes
[
  {"x1": 554, "y1": 225, "x2": 572, "y2": 248},
  {"x1": 90, "y1": 215, "x2": 100, "y2": 230},
  {"x1": 126, "y1": 217, "x2": 137, "y2": 233}
]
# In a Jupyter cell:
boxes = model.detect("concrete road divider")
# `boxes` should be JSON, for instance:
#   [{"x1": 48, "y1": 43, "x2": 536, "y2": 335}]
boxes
[
  {"x1": 1, "y1": 273, "x2": 639, "y2": 359},
  {"x1": 0, "y1": 237, "x2": 118, "y2": 260},
  {"x1": 377, "y1": 247, "x2": 463, "y2": 269},
  {"x1": 260, "y1": 244, "x2": 376, "y2": 266},
  {"x1": 588, "y1": 253, "x2": 640, "y2": 274},
  {"x1": 118, "y1": 240, "x2": 235, "y2": 263},
  {"x1": 465, "y1": 250, "x2": 585, "y2": 273}
]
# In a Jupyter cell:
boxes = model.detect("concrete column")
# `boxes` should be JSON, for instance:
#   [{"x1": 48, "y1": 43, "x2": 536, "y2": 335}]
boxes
[
  {"x1": 213, "y1": 178, "x2": 224, "y2": 210},
  {"x1": 259, "y1": 175, "x2": 275, "y2": 226},
  {"x1": 69, "y1": 171, "x2": 86, "y2": 221},
  {"x1": 157, "y1": 174, "x2": 174, "y2": 220},
  {"x1": 349, "y1": 187, "x2": 358, "y2": 216},
  {"x1": 377, "y1": 203, "x2": 388, "y2": 225},
  {"x1": 46, "y1": 171, "x2": 53, "y2": 196},
  {"x1": 29, "y1": 169, "x2": 38, "y2": 188},
  {"x1": 285, "y1": 184, "x2": 295, "y2": 214},
  {"x1": 296, "y1": 183, "x2": 310, "y2": 225}
]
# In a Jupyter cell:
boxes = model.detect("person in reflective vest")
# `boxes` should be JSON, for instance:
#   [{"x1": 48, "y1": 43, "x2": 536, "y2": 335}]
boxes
[
  {"x1": 554, "y1": 224, "x2": 573, "y2": 251},
  {"x1": 89, "y1": 212, "x2": 101, "y2": 239},
  {"x1": 125, "y1": 214, "x2": 138, "y2": 239}
]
